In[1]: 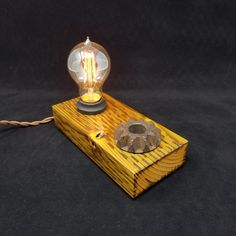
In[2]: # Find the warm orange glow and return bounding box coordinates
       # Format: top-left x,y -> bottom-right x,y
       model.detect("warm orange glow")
81,50 -> 101,103
81,92 -> 101,103
82,51 -> 96,86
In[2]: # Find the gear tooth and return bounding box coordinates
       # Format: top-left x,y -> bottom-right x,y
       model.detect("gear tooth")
157,135 -> 161,146
114,123 -> 126,138
147,121 -> 155,129
114,128 -> 123,141
146,134 -> 157,146
132,137 -> 145,153
127,146 -> 133,153
117,135 -> 129,148
122,145 -> 129,152
144,145 -> 151,152
147,131 -> 155,138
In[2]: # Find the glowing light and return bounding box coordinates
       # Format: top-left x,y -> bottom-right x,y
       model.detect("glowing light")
67,37 -> 110,104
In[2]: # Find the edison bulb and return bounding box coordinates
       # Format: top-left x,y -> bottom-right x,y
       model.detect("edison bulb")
67,37 -> 111,114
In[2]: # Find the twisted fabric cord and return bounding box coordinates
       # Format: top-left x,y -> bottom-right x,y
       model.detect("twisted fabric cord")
0,116 -> 54,127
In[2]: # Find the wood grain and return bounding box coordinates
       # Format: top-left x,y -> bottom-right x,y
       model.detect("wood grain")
52,93 -> 188,198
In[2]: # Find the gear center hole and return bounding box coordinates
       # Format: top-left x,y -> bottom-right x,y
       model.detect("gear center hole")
128,124 -> 146,134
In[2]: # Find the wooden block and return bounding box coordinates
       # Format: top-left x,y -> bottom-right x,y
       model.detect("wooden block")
52,93 -> 188,198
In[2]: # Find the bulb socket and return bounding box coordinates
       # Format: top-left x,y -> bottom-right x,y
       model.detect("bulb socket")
77,98 -> 106,115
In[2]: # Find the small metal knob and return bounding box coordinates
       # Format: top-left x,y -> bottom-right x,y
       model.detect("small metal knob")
114,119 -> 161,154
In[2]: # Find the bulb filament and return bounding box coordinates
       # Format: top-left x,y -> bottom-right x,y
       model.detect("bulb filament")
80,49 -> 101,103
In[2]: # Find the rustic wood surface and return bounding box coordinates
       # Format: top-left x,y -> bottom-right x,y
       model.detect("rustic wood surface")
52,93 -> 188,198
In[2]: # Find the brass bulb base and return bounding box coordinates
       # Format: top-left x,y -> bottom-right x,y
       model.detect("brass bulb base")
77,98 -> 106,115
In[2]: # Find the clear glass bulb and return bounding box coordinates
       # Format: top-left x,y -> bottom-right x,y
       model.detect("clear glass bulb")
67,37 -> 111,104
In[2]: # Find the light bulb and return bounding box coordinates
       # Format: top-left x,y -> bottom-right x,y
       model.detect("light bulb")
67,37 -> 111,114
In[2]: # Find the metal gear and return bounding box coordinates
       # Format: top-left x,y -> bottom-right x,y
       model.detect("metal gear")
114,119 -> 161,154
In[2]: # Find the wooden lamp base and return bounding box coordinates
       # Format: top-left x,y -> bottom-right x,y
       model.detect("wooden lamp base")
52,93 -> 188,198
